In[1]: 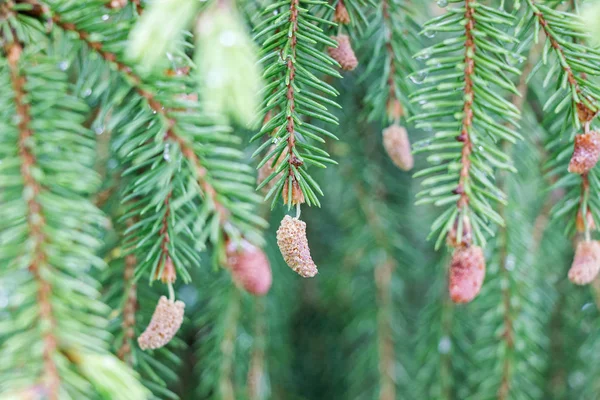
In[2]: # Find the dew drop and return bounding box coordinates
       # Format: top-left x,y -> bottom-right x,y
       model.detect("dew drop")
438,336 -> 452,354
58,61 -> 69,71
415,48 -> 432,61
437,0 -> 448,7
101,14 -> 110,21
409,71 -> 428,85
83,88 -> 92,97
505,254 -> 516,271
163,143 -> 171,162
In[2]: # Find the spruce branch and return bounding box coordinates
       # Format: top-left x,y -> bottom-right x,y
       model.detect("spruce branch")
4,39 -> 60,400
195,281 -> 247,399
361,0 -> 418,124
0,25 -> 146,398
412,1 -> 521,248
253,0 -> 341,209
524,0 -> 600,238
45,0 -> 266,281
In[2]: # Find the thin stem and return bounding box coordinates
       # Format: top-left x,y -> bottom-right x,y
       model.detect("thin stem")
374,261 -> 396,400
455,0 -> 476,214
382,0 -> 400,123
282,0 -> 304,203
219,289 -> 241,400
247,299 -> 266,400
496,45 -> 537,400
117,252 -> 138,363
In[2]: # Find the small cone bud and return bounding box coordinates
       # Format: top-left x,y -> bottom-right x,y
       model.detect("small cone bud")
447,215 -> 472,248
276,215 -> 318,278
568,131 -> 600,174
334,1 -> 351,24
568,240 -> 600,285
226,239 -> 272,296
386,98 -> 403,121
257,145 -> 286,193
107,0 -> 128,9
283,179 -> 305,205
382,124 -> 413,171
576,209 -> 596,233
328,35 -> 358,71
154,256 -> 177,284
138,296 -> 185,350
577,102 -> 597,124
448,246 -> 486,304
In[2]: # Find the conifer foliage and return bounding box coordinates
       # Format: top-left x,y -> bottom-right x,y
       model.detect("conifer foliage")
3,0 -> 600,399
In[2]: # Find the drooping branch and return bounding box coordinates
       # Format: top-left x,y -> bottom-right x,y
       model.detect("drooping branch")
50,12 -> 230,223
5,40 -> 60,399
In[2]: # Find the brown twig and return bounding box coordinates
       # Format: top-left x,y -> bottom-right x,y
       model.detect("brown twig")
455,0 -> 476,212
5,40 -> 60,400
117,253 -> 138,362
247,299 -> 266,400
496,44 -> 538,400
282,0 -> 304,194
382,0 -> 401,122
374,260 -> 396,400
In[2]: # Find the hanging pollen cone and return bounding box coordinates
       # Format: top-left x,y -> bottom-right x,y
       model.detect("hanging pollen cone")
276,215 -> 318,278
138,296 -> 185,350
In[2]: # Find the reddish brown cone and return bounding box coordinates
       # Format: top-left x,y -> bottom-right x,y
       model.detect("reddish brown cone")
328,35 -> 358,71
334,1 -> 351,24
154,256 -> 176,284
568,240 -> 600,285
448,246 -> 486,304
577,103 -> 597,124
383,124 -> 413,171
576,209 -> 596,233
283,178 -> 305,205
568,131 -> 600,174
225,239 -> 272,296
447,215 -> 472,248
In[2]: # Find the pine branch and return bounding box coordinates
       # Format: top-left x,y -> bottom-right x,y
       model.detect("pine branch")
44,0 -> 266,283
360,0 -> 419,124
523,1 -> 600,238
4,39 -> 60,400
253,0 -> 341,209
194,280 -> 248,399
413,278 -> 472,399
0,22 -> 146,398
412,1 -> 521,248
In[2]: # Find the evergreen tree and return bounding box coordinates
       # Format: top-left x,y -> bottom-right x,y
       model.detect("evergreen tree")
3,0 -> 600,399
